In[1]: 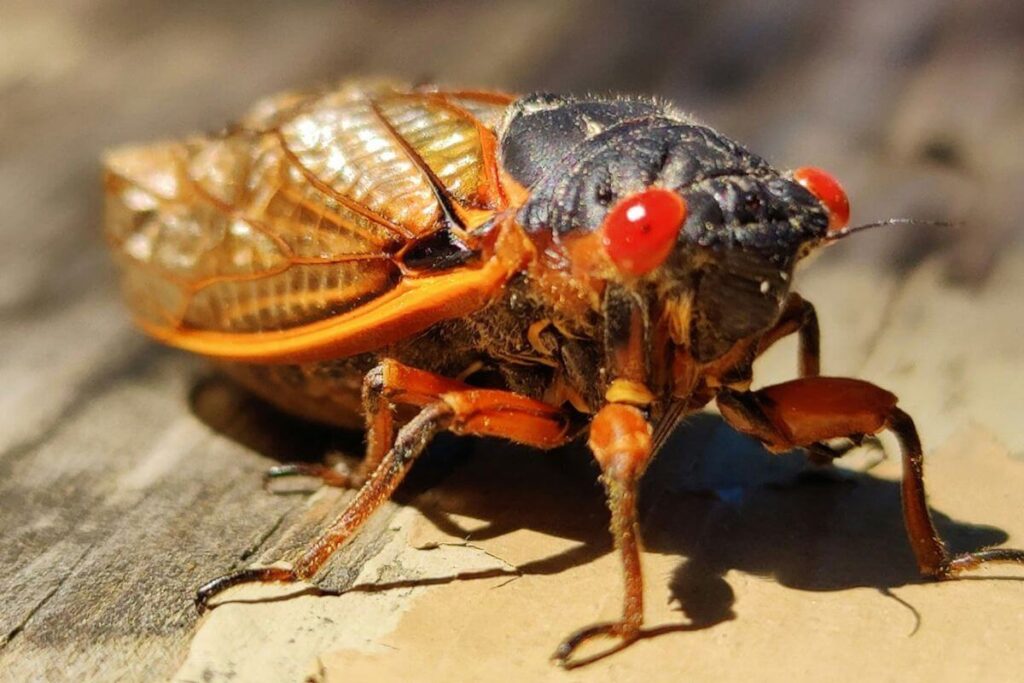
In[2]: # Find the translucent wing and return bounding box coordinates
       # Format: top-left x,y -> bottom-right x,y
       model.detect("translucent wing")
105,81 -> 515,358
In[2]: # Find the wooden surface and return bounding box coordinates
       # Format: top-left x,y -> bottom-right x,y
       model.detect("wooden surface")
1,1 -> 1023,681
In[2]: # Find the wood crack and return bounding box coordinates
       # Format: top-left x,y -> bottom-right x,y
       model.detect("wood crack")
0,544 -> 93,651
238,507 -> 293,564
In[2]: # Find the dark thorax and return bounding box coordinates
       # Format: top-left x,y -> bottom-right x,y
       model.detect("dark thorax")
496,92 -> 830,415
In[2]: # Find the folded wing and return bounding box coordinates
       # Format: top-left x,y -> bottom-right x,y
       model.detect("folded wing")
104,81 -> 514,359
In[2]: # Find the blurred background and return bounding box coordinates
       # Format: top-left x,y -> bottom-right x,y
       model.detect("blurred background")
3,0 -> 1023,315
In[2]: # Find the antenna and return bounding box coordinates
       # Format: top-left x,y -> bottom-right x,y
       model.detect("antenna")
824,218 -> 958,243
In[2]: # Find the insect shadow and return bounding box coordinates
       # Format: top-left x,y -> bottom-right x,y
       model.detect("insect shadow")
190,372 -> 1012,631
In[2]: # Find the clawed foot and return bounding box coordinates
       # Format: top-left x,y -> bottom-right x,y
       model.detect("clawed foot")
263,463 -> 362,491
552,621 -> 641,669
195,566 -> 298,613
935,548 -> 1024,579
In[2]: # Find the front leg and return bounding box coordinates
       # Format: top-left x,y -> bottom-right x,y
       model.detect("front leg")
553,403 -> 655,668
756,292 -> 821,377
717,377 -> 1024,578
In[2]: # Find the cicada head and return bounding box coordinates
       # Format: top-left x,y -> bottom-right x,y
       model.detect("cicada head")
516,116 -> 846,361
656,168 -> 843,361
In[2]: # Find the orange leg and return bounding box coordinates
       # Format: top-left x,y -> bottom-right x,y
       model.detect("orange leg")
262,364 -> 390,486
754,301 -> 885,464
553,404 -> 655,668
756,292 -> 820,377
265,361 -> 457,489
266,358 -> 569,487
717,376 -> 1024,578
197,360 -> 571,610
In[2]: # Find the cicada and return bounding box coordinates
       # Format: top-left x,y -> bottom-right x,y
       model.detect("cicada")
104,80 -> 1024,667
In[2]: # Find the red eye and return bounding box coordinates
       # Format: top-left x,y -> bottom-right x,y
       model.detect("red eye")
600,188 -> 687,276
793,166 -> 850,232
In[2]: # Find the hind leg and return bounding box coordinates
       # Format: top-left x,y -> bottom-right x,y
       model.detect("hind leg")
266,359 -> 517,489
265,362 -> 413,490
198,360 -> 571,609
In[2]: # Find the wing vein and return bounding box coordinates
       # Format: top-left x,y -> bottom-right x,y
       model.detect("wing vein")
273,129 -> 416,240
368,97 -> 466,231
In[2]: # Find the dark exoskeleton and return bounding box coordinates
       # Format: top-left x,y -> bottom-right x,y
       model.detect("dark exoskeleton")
105,85 -> 1024,668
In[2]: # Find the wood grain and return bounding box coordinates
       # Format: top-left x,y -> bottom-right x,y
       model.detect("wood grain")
1,1 -> 1022,680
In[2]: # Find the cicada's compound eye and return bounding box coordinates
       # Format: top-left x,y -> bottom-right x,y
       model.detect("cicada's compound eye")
793,166 -> 850,232
600,188 -> 688,276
